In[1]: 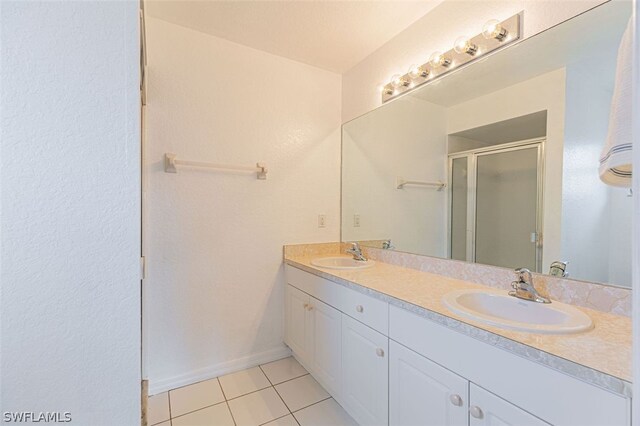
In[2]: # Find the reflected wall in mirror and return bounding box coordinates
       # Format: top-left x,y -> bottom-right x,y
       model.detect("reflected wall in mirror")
342,1 -> 632,288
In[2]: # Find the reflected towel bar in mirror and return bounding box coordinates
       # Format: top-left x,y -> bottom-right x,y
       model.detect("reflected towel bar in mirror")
396,177 -> 446,191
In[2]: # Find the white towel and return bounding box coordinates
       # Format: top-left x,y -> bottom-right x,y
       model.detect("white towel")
599,18 -> 633,187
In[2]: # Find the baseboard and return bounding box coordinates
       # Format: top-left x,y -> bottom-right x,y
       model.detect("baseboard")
148,346 -> 292,395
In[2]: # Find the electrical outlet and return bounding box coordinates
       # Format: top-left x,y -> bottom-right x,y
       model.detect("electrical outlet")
353,214 -> 361,227
318,214 -> 326,228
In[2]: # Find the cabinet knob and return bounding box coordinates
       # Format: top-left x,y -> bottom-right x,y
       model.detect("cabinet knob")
449,394 -> 463,407
356,305 -> 364,313
303,303 -> 309,309
469,405 -> 483,419
307,304 -> 314,311
375,348 -> 385,357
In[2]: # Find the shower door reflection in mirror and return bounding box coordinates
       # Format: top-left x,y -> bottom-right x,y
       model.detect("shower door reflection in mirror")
450,142 -> 542,272
341,0 -> 632,288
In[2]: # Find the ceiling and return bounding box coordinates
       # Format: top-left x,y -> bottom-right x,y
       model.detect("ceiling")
144,0 -> 443,74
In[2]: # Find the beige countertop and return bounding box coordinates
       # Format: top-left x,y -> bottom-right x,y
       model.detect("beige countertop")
284,253 -> 632,397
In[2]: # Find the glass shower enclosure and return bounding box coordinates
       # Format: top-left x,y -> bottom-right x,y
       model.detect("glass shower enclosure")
448,140 -> 543,272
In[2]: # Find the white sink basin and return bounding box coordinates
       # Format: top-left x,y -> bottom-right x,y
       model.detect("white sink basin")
311,256 -> 375,270
442,289 -> 593,334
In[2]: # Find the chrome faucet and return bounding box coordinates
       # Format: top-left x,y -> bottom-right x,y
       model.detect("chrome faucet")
509,268 -> 551,304
346,242 -> 367,261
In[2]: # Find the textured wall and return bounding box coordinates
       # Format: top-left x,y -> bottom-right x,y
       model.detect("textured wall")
342,0 -> 608,122
1,1 -> 141,424
144,18 -> 341,393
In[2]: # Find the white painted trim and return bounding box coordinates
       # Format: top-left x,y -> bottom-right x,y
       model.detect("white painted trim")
632,0 -> 639,420
148,346 -> 291,395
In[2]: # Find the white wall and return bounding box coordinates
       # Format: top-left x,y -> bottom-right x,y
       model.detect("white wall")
144,18 -> 342,393
1,1 -> 141,424
342,0 -> 607,123
342,97 -> 447,256
447,69 -> 566,273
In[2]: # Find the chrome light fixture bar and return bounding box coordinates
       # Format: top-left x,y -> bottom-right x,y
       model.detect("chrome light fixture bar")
381,13 -> 521,102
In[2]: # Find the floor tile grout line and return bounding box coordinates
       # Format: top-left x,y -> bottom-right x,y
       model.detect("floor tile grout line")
218,380 -> 239,426
271,381 -> 294,415
263,363 -> 296,418
291,396 -> 333,414
167,390 -> 173,423
217,377 -> 229,401
169,400 -> 227,420
223,384 -> 273,402
258,364 -> 275,387
270,372 -> 310,387
257,412 -> 294,426
258,361 -> 309,387
225,400 -> 238,426
222,371 -> 310,403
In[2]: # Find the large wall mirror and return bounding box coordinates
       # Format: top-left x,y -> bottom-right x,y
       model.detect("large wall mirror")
342,1 -> 632,288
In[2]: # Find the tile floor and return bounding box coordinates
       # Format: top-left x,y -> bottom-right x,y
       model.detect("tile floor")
147,356 -> 357,426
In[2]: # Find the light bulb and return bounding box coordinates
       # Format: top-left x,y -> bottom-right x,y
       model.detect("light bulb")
408,64 -> 428,79
429,51 -> 451,68
482,19 -> 507,40
390,74 -> 408,88
454,36 -> 477,55
377,83 -> 393,95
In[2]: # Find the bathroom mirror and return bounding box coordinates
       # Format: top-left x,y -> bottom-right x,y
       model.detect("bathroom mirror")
341,1 -> 632,288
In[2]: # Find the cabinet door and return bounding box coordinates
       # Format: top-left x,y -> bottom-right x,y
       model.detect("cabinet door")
341,314 -> 388,426
470,384 -> 550,426
389,341 -> 468,426
285,285 -> 311,363
309,297 -> 342,398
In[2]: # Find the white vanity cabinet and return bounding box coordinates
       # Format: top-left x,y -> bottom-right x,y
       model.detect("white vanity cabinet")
284,284 -> 312,362
341,315 -> 389,426
285,284 -> 342,397
389,340 -> 468,426
308,297 -> 342,397
284,265 -> 631,426
469,384 -> 549,426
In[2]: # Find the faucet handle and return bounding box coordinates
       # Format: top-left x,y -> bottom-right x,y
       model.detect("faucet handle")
350,242 -> 360,251
514,267 -> 532,283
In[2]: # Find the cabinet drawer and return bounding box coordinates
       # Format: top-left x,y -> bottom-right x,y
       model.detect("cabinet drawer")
286,265 -> 389,335
285,265 -> 344,308
339,285 -> 389,335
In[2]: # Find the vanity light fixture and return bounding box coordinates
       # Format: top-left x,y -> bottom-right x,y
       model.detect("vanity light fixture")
391,73 -> 410,88
408,64 -> 429,79
429,51 -> 452,68
482,19 -> 508,41
378,84 -> 393,95
381,13 -> 521,102
453,36 -> 478,55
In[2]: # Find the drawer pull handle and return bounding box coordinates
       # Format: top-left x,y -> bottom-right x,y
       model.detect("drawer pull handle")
469,406 -> 483,419
375,348 -> 385,357
356,305 -> 364,313
449,394 -> 463,407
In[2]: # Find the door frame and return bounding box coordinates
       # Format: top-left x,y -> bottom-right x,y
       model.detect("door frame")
447,137 -> 545,272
